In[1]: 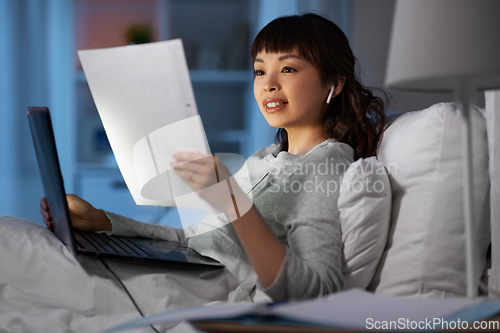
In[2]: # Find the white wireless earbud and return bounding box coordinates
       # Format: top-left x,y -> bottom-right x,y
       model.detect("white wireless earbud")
326,83 -> 335,104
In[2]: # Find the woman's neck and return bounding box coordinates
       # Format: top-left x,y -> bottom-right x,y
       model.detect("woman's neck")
285,126 -> 329,155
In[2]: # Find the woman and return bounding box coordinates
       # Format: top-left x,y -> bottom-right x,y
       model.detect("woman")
41,13 -> 385,302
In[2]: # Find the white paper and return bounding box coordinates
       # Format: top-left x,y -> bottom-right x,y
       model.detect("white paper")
78,40 -> 210,207
78,40 -> 253,236
104,289 -> 490,332
270,289 -> 482,330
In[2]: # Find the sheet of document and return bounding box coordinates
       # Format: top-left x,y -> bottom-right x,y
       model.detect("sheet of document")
270,289 -> 485,330
78,40 -> 210,208
105,289 -> 496,332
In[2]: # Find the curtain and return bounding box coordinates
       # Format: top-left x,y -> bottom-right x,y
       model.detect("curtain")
0,0 -> 74,222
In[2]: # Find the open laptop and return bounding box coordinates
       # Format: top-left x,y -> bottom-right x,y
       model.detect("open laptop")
27,106 -> 224,270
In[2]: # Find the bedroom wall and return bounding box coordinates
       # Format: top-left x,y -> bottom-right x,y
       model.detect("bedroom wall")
1,0 -> 482,224
349,0 -> 484,113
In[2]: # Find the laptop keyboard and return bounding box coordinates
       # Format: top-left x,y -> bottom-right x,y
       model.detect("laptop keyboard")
76,231 -> 152,258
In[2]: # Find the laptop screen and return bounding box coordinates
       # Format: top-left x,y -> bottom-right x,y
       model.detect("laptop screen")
27,106 -> 78,257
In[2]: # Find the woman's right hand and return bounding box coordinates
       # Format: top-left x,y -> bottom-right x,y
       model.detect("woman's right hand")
40,194 -> 112,233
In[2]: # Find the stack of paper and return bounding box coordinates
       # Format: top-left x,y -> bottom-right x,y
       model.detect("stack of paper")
105,289 -> 500,332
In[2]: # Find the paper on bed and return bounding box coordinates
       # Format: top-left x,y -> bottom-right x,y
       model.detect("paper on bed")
104,289 -> 498,332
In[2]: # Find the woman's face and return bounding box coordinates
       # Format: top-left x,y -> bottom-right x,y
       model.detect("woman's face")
253,50 -> 330,130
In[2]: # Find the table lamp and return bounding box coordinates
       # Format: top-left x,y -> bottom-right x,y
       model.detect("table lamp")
385,0 -> 500,297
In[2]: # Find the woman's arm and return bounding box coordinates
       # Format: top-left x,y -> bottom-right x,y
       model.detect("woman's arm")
171,152 -> 286,288
172,144 -> 348,301
228,205 -> 286,288
40,195 -> 186,244
104,210 -> 187,244
40,195 -> 111,232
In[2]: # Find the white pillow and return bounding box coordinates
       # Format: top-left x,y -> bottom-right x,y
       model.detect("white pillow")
369,103 -> 490,296
339,157 -> 392,289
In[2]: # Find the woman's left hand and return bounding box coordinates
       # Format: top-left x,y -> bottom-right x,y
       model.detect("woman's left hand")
170,152 -> 240,216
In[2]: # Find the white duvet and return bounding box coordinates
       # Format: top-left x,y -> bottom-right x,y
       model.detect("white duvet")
0,216 -> 266,333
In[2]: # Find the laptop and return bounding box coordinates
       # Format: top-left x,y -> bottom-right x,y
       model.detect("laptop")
27,106 -> 224,270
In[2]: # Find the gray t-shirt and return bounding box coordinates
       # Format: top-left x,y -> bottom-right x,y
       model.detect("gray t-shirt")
106,138 -> 354,301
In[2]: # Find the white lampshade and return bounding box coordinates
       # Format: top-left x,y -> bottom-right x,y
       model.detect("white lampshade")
385,0 -> 500,92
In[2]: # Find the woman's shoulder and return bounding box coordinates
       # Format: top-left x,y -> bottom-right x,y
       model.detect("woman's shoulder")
251,143 -> 280,159
303,139 -> 354,164
246,139 -> 354,166
293,140 -> 354,179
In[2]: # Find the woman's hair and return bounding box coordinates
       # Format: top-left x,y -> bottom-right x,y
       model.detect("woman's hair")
251,13 -> 386,159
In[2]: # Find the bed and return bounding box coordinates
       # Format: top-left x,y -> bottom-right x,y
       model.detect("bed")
0,91 -> 498,332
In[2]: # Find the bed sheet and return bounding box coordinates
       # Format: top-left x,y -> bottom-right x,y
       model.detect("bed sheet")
0,216 -> 262,333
